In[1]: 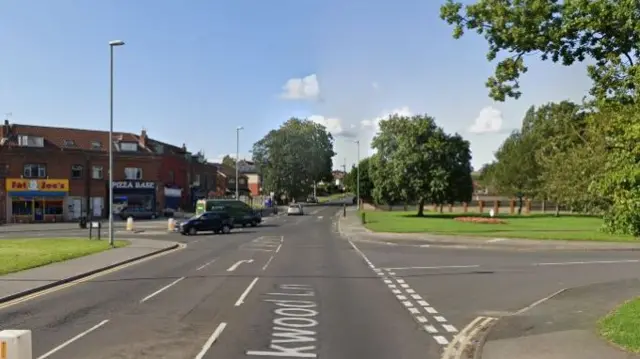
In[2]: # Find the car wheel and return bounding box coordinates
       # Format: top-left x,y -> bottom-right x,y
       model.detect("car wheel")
222,225 -> 231,234
250,220 -> 257,227
189,227 -> 197,236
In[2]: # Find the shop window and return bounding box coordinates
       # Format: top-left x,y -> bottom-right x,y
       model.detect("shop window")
23,164 -> 46,178
12,200 -> 32,216
71,165 -> 84,179
125,167 -> 143,180
92,165 -> 104,179
45,200 -> 63,215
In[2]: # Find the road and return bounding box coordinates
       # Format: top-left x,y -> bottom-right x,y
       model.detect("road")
3,202 -> 640,358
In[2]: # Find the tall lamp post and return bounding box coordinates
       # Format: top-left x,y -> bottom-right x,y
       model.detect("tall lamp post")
108,40 -> 125,247
235,126 -> 244,199
353,140 -> 360,210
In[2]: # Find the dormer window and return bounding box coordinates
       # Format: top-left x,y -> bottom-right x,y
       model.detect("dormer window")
18,135 -> 44,148
91,141 -> 102,149
119,142 -> 138,151
63,139 -> 76,147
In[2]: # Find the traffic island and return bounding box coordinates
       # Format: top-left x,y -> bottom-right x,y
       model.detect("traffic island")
0,238 -> 129,276
599,297 -> 640,354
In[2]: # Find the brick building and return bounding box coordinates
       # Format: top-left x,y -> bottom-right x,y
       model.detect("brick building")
145,134 -> 191,212
189,154 -> 226,208
0,121 -> 161,223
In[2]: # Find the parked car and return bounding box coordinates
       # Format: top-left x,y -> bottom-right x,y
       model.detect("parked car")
118,207 -> 158,220
195,199 -> 262,227
287,204 -> 304,216
178,211 -> 233,235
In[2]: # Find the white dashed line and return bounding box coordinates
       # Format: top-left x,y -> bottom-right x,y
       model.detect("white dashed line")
424,325 -> 438,333
400,283 -> 410,289
424,307 -> 438,314
416,316 -> 428,323
411,294 -> 422,300
433,336 -> 449,345
409,307 -> 420,314
392,289 -> 402,294
434,316 -> 447,322
417,300 -> 430,307
405,288 -> 416,294
396,279 -> 406,284
388,284 -> 397,288
383,279 -> 392,284
403,301 -> 414,307
443,324 -> 458,333
397,295 -> 408,300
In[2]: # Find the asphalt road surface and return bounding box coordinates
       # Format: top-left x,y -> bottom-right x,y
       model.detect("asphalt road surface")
3,203 -> 640,359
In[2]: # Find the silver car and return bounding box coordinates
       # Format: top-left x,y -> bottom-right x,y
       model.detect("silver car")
287,204 -> 304,216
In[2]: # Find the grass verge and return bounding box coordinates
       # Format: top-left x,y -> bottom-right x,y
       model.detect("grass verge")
0,238 -> 129,276
318,193 -> 349,203
361,211 -> 636,241
599,297 -> 640,353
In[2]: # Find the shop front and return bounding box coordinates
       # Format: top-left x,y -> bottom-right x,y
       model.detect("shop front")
109,180 -> 157,215
163,186 -> 183,212
5,178 -> 69,223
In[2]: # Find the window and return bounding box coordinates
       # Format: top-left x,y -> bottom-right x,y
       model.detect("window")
23,164 -> 46,178
71,165 -> 84,179
91,141 -> 102,150
119,142 -> 138,151
124,167 -> 143,180
194,174 -> 201,185
239,177 -> 246,185
92,166 -> 104,179
63,139 -> 76,147
18,135 -> 44,147
154,144 -> 164,154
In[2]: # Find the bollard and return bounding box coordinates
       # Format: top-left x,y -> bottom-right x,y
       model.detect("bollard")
126,217 -> 134,231
343,204 -> 347,217
168,218 -> 175,232
0,329 -> 32,359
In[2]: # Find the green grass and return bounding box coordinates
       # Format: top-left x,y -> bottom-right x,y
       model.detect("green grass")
361,211 -> 637,242
318,193 -> 349,203
0,238 -> 129,276
599,297 -> 640,353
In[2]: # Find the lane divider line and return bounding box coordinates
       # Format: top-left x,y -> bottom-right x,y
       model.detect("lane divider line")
196,258 -> 217,271
140,277 -> 185,303
37,320 -> 109,359
235,277 -> 259,307
194,322 -> 227,359
262,256 -> 274,271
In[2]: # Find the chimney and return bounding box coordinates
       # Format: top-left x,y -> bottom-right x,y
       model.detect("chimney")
182,143 -> 187,152
139,128 -> 147,148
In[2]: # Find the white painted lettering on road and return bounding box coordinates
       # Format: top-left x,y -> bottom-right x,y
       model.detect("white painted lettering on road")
247,284 -> 318,358
227,259 -> 254,272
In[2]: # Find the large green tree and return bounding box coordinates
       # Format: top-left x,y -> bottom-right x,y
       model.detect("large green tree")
252,118 -> 335,201
221,155 -> 236,168
344,157 -> 373,200
440,0 -> 640,103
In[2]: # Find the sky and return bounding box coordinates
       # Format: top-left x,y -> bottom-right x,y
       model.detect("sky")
0,0 -> 594,171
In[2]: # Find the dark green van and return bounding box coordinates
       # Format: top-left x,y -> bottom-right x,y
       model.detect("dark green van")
195,199 -> 262,227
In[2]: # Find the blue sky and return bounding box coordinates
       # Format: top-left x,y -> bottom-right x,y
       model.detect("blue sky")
0,0 -> 593,171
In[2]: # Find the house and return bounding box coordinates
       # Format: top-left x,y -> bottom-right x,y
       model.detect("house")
237,159 -> 261,196
212,163 -> 250,196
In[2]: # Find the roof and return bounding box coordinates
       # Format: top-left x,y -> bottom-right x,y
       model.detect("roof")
332,170 -> 346,179
211,163 -> 247,178
2,122 -> 151,153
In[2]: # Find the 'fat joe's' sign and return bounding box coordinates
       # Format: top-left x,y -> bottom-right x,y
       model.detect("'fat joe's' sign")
112,181 -> 156,190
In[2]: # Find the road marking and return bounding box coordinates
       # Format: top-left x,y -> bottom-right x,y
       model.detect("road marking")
406,288 -> 416,294
409,307 -> 420,314
385,265 -> 480,270
486,238 -> 509,243
263,256 -> 275,271
434,336 -> 449,345
443,324 -> 458,333
396,295 -> 407,300
424,307 -> 438,314
37,320 -> 109,359
194,322 -> 227,359
196,259 -> 217,271
348,240 -> 376,269
402,301 -> 413,307
235,277 -> 260,307
416,316 -> 428,323
417,300 -> 430,306
411,294 -> 422,300
388,284 -> 396,288
383,279 -> 392,284
434,316 -> 447,322
227,259 -> 255,272
513,288 -> 566,315
140,277 -> 185,303
275,244 -> 282,253
317,216 -> 323,220
0,243 -> 186,311
419,244 -> 431,248
424,325 -> 438,333
400,283 -> 410,289
396,279 -> 405,284
392,289 -> 401,294
535,259 -> 640,266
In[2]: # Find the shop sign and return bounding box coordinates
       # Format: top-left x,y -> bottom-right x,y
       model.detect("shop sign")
113,181 -> 156,190
6,178 -> 69,192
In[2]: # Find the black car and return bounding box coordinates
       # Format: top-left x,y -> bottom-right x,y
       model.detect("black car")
179,211 -> 233,236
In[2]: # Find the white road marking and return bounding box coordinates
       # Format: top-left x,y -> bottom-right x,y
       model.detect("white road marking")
417,300 -> 430,307
486,238 -> 509,243
535,259 -> 640,266
377,272 -> 385,276
196,259 -> 217,271
411,294 -> 422,300
275,243 -> 282,253
235,277 -> 260,307
396,295 -> 408,300
392,289 -> 401,294
349,240 -> 376,267
400,283 -> 410,289
317,216 -> 323,219
424,307 -> 438,314
262,256 -> 274,271
419,244 -> 431,248
443,324 -> 458,333
388,271 -> 396,275
388,284 -> 397,289
433,336 -> 449,345
383,279 -> 392,284
140,277 -> 185,303
514,288 -> 566,315
194,322 -> 227,359
37,320 -> 109,359
416,316 -> 428,323
396,279 -> 405,284
424,325 -> 438,333
405,288 -> 416,294
434,316 -> 447,322
402,301 -> 414,307
409,307 -> 420,314
385,265 -> 480,270
227,259 -> 255,272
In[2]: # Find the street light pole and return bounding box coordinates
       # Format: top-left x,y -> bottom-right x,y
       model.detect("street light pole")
355,140 -> 360,210
108,40 -> 125,247
235,126 -> 244,199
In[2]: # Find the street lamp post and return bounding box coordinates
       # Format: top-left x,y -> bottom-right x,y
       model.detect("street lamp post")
108,40 -> 125,247
235,126 -> 244,199
354,140 -> 360,210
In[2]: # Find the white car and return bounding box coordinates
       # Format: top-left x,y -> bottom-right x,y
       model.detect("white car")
287,204 -> 304,216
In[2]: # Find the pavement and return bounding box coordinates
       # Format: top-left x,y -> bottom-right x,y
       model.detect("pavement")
1,203 -> 640,358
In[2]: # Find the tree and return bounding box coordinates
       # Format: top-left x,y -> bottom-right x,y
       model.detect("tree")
252,118 -> 335,202
440,0 -> 640,103
370,114 -> 474,216
344,157 -> 373,200
222,155 -> 236,168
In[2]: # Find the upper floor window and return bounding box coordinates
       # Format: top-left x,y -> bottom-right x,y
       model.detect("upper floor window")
124,167 -> 143,180
194,174 -> 201,185
18,135 -> 44,148
91,141 -> 102,150
23,164 -> 46,178
92,165 -> 104,179
71,165 -> 84,179
119,142 -> 138,151
63,139 -> 76,147
239,177 -> 246,185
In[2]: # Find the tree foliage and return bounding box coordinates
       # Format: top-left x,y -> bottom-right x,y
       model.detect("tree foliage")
369,114 -> 474,216
440,0 -> 640,103
252,118 -> 335,201
344,157 -> 373,200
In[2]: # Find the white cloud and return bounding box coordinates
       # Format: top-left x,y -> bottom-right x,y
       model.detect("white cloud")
468,106 -> 503,134
360,106 -> 413,155
309,114 -> 356,138
280,74 -> 320,100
